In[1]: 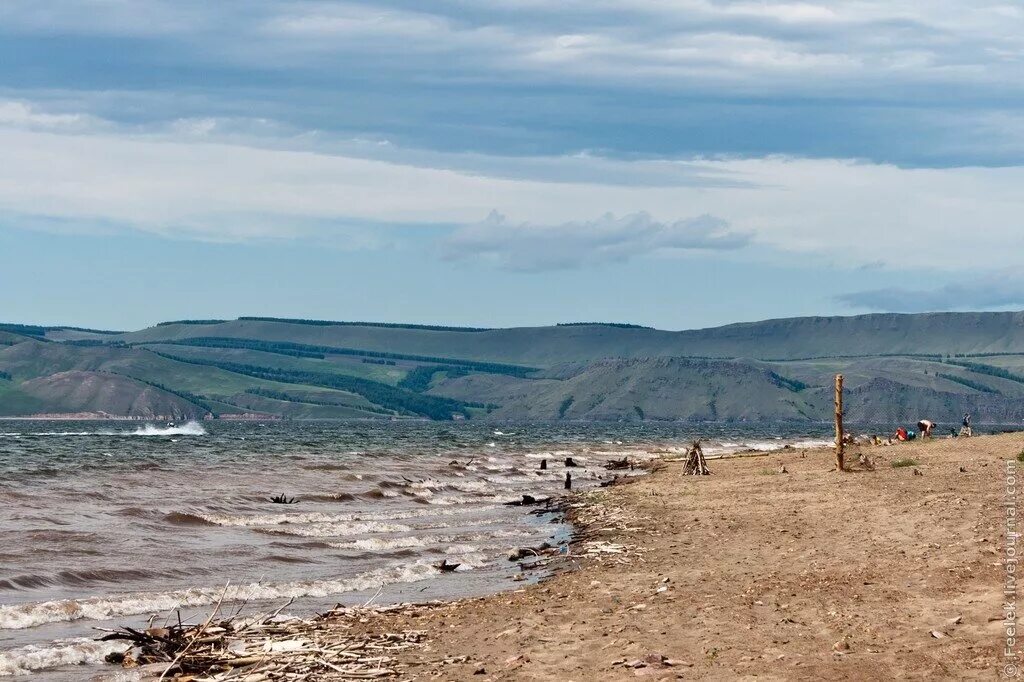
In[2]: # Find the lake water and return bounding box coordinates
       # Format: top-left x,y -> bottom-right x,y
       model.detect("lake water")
0,419 -> 838,678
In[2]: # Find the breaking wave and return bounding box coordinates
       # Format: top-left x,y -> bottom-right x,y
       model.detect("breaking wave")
0,561 -> 448,630
254,521 -> 413,538
191,505 -> 492,528
0,638 -> 125,677
130,422 -> 206,437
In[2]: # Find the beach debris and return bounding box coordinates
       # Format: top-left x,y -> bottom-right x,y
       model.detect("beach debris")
642,653 -> 675,668
565,472 -> 573,490
100,596 -> 428,680
505,494 -> 551,506
269,493 -> 298,504
913,468 -> 923,476
435,559 -> 461,572
778,464 -> 788,474
600,476 -> 620,487
565,457 -> 579,467
540,458 -> 547,470
604,457 -> 633,471
930,629 -> 947,639
508,543 -> 554,561
682,440 -> 711,476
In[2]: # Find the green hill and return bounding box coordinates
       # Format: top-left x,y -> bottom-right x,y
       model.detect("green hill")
108,312 -> 1024,365
1,311 -> 1023,423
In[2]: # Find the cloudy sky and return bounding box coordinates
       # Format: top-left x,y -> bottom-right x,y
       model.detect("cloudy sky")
1,0 -> 1023,330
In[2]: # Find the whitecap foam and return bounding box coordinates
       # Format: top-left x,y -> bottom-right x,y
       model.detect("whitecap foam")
329,535 -> 455,551
194,504 -> 493,528
524,451 -> 574,459
130,422 -> 206,437
0,561 -> 441,630
25,432 -> 95,437
255,521 -> 413,538
0,638 -> 125,676
425,495 -> 477,506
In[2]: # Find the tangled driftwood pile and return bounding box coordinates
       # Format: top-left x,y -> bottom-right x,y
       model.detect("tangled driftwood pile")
99,598 -> 427,681
681,440 -> 711,476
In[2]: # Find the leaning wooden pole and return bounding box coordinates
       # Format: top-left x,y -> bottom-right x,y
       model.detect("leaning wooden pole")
834,373 -> 845,472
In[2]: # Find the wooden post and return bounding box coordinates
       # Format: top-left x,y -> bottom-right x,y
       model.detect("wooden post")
835,374 -> 845,472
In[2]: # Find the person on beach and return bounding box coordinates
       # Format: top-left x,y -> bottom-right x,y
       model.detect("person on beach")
917,419 -> 935,439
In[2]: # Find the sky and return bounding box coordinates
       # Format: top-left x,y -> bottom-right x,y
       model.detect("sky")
1,1 -> 1023,331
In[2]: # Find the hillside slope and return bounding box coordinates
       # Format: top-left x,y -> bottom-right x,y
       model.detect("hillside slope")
107,312 -> 1024,365
2,312 -> 1024,422
17,371 -> 205,419
431,357 -> 823,421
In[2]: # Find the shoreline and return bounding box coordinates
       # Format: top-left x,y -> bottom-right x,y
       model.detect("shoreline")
101,432 -> 1023,680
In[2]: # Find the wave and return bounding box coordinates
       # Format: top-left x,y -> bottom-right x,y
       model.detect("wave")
0,567 -> 191,591
130,422 -> 206,437
8,422 -> 206,438
328,535 -> 457,551
18,432 -> 95,437
253,521 -> 413,538
304,493 -> 357,503
702,438 -> 835,455
0,561 -> 445,630
163,512 -> 218,526
0,638 -> 125,677
191,505 -> 491,528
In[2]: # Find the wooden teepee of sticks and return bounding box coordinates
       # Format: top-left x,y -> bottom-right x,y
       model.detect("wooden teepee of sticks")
682,439 -> 711,475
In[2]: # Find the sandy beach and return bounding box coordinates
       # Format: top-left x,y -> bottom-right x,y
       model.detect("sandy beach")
102,431 -> 1023,681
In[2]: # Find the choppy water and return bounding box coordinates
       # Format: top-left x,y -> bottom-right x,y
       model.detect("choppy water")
0,419 -> 838,678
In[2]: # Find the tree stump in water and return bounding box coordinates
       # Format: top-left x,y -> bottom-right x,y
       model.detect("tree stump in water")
682,440 -> 711,476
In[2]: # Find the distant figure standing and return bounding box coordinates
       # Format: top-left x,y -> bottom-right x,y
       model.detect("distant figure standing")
960,413 -> 973,437
917,419 -> 935,439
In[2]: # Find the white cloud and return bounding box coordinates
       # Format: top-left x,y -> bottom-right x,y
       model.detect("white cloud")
0,101 -> 103,131
443,211 -> 750,271
4,1 -> 1022,95
837,272 -> 1024,312
0,0 -> 213,35
0,102 -> 1022,272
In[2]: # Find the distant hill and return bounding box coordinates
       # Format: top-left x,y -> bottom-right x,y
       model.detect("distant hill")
4,311 -> 1024,424
94,311 -> 1024,364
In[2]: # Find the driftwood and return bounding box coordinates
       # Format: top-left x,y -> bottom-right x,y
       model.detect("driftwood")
269,494 -> 298,504
504,494 -> 551,507
100,597 -> 426,680
435,559 -> 460,572
508,542 -> 557,562
682,440 -> 711,476
604,457 -> 633,471
564,457 -> 579,467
